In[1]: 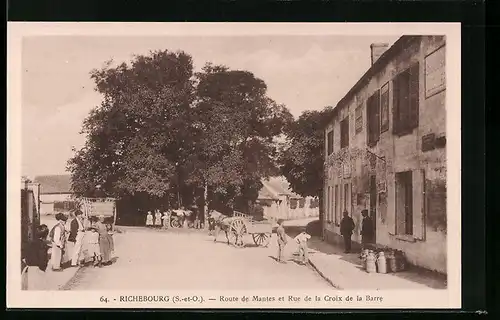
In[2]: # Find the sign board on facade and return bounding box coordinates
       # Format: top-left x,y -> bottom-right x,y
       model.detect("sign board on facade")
425,46 -> 446,98
342,162 -> 351,178
422,133 -> 436,152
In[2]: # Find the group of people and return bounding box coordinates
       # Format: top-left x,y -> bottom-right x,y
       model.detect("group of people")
340,209 -> 375,253
145,207 -> 203,229
273,209 -> 375,266
275,218 -> 311,265
22,210 -> 115,290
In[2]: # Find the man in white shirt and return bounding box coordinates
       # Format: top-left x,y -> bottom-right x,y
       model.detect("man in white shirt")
68,210 -> 86,267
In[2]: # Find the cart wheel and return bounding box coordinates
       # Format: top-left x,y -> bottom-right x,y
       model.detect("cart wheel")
230,218 -> 246,248
252,233 -> 271,247
170,218 -> 180,228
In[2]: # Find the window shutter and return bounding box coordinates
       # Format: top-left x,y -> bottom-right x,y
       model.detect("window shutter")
374,91 -> 381,143
392,77 -> 400,134
409,62 -> 420,129
412,169 -> 426,240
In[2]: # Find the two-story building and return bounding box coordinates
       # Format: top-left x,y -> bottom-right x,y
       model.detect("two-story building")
323,36 -> 447,274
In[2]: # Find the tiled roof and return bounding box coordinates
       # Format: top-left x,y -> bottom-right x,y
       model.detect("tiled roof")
33,174 -> 73,194
259,176 -> 302,200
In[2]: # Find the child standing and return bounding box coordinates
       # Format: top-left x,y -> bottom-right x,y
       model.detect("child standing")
276,219 -> 288,264
86,218 -> 102,267
154,210 -> 162,229
162,211 -> 170,229
294,231 -> 311,265
146,211 -> 153,228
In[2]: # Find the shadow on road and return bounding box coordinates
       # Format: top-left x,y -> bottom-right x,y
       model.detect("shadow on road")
285,220 -> 447,289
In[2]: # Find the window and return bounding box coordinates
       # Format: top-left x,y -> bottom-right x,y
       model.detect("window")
340,117 -> 349,148
334,185 -> 340,225
395,171 -> 413,235
289,199 -> 298,210
380,82 -> 390,132
343,183 -> 349,213
327,186 -> 331,222
367,90 -> 381,146
393,63 -> 420,136
298,198 -> 305,208
327,130 -> 334,155
355,104 -> 363,134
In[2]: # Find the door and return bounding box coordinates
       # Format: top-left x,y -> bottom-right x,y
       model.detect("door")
369,175 -> 377,242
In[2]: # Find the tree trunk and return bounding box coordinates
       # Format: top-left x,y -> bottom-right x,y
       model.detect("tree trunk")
203,181 -> 208,228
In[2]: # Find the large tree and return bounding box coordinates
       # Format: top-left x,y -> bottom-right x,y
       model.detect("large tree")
67,52 -> 292,218
189,63 -> 293,214
67,50 -> 196,203
279,106 -> 335,227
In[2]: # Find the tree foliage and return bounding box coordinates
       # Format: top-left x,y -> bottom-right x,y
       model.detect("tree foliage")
67,52 -> 292,215
279,106 -> 335,199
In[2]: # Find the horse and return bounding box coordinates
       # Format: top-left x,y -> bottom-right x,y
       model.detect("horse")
208,210 -> 244,246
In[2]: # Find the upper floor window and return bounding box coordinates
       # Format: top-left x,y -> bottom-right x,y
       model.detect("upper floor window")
327,130 -> 334,155
340,117 -> 349,149
393,63 -> 420,136
380,82 -> 390,132
355,104 -> 363,134
367,90 -> 381,147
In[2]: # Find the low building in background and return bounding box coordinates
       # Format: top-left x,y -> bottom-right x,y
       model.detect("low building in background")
256,176 -> 320,220
323,36 -> 446,274
33,174 -> 76,215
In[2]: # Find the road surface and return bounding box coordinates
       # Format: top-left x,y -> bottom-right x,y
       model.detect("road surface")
64,227 -> 331,290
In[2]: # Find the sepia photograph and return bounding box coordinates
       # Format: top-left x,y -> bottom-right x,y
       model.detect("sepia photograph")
8,23 -> 461,309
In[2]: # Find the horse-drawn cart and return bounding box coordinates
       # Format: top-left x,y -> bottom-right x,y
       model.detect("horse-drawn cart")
228,211 -> 273,248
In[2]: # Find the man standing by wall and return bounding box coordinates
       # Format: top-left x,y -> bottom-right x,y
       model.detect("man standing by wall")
340,211 -> 355,253
360,209 -> 374,250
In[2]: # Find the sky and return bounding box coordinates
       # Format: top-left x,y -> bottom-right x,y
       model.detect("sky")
21,34 -> 399,177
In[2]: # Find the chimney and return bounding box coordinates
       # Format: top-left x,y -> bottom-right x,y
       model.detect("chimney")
370,43 -> 389,65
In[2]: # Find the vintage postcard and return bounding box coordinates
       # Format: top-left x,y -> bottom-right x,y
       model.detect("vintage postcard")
7,22 -> 461,309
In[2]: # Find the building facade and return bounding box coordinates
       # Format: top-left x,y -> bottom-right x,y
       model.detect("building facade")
323,36 -> 446,274
33,174 -> 75,214
256,176 -> 320,220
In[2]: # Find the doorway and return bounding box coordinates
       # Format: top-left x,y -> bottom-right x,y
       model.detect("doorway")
369,175 -> 377,242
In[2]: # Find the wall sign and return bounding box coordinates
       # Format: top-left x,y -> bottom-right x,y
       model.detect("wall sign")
425,46 -> 446,98
422,133 -> 436,152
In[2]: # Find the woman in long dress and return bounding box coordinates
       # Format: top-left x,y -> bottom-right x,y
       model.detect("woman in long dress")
154,210 -> 162,228
95,215 -> 112,266
146,211 -> 153,228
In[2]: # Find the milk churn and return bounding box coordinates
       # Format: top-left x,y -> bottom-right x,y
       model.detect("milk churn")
376,251 -> 387,274
386,250 -> 397,273
396,250 -> 407,271
365,251 -> 377,273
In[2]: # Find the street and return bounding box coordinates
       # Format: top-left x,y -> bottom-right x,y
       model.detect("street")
63,227 -> 332,290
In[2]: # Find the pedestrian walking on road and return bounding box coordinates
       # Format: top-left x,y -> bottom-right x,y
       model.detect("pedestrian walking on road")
49,212 -> 68,271
294,231 -> 311,265
154,209 -> 162,228
361,209 -> 374,250
276,219 -> 288,264
146,211 -> 153,228
67,209 -> 86,267
340,211 -> 355,253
